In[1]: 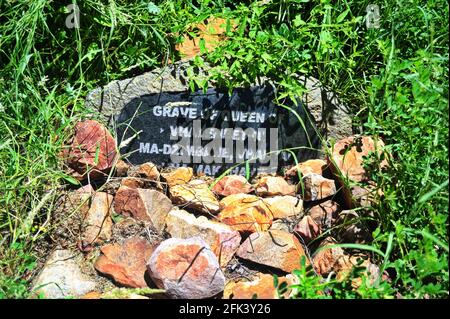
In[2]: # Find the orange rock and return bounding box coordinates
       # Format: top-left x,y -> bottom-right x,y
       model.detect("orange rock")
80,291 -> 102,299
165,209 -> 241,267
328,135 -> 388,183
63,120 -> 118,181
121,177 -> 145,189
224,273 -> 294,299
285,159 -> 327,178
63,186 -> 93,218
169,179 -> 220,214
334,255 -> 384,291
212,175 -> 253,196
147,237 -> 225,299
137,162 -> 160,180
263,196 -> 303,219
255,176 -> 296,197
81,192 -> 113,249
80,289 -> 151,299
302,173 -> 336,201
94,237 -> 156,288
218,195 -> 272,234
294,216 -> 320,242
219,193 -> 256,209
115,160 -> 130,177
236,230 -> 307,273
312,237 -> 347,276
161,167 -> 193,187
308,200 -> 339,229
343,184 -> 383,209
114,186 -> 172,232
336,256 -> 368,280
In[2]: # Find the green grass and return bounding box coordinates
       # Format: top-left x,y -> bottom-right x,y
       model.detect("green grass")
0,0 -> 448,298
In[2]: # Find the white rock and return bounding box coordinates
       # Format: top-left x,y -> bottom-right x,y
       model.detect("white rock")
31,250 -> 96,299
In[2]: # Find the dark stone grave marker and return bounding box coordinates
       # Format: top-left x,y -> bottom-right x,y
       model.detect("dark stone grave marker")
85,62 -> 352,177
116,85 -> 320,176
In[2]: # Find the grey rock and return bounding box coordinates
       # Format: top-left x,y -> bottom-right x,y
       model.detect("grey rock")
31,249 -> 96,299
298,76 -> 354,142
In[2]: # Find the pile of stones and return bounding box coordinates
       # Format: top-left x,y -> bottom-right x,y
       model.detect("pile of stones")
30,119 -> 389,299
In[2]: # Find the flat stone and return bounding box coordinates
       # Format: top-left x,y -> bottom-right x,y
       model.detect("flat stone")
301,173 -> 336,201
165,209 -> 241,267
223,273 -> 295,299
161,167 -> 193,187
236,230 -> 307,273
86,62 -> 351,142
255,176 -> 296,197
285,159 -> 327,178
336,256 -> 381,289
328,135 -> 388,183
85,63 -> 352,174
263,196 -> 303,219
147,237 -> 225,299
219,193 -> 256,209
81,192 -> 113,248
212,175 -> 253,197
63,120 -> 118,181
218,195 -> 273,234
114,186 -> 172,232
94,237 -> 156,288
169,179 -> 219,214
31,249 -> 96,299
